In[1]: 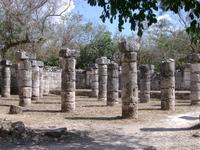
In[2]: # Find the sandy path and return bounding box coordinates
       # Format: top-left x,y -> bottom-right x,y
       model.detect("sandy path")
0,95 -> 200,149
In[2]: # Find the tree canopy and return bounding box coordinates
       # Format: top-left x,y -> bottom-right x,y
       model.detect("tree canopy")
87,0 -> 200,43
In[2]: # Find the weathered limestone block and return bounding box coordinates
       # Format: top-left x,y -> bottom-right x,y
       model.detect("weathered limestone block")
160,59 -> 175,110
59,48 -> 79,112
38,61 -> 44,98
96,57 -> 110,101
85,67 -> 92,88
1,60 -> 12,97
119,40 -> 138,119
43,70 -> 50,96
118,66 -> 122,90
182,63 -> 191,89
16,51 -> 32,107
107,62 -> 119,106
188,53 -> 200,105
139,65 -> 151,103
90,64 -> 99,97
31,60 -> 40,100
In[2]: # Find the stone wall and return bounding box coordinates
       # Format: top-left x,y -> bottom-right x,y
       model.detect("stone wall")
150,64 -> 191,91
8,63 -> 191,95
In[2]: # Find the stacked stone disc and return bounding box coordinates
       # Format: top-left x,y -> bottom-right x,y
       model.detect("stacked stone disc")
1,60 -> 12,97
188,53 -> 200,105
118,66 -> 122,90
107,62 -> 119,106
96,57 -> 110,101
139,65 -> 151,103
43,70 -> 50,96
85,67 -> 92,88
119,41 -> 138,119
16,51 -> 34,107
38,61 -> 44,98
160,58 -> 175,110
90,64 -> 99,97
59,48 -> 79,112
31,60 -> 40,100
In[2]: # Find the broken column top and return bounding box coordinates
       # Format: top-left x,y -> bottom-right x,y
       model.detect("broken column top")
89,63 -> 98,69
37,61 -> 44,67
139,64 -> 150,73
118,40 -> 140,53
59,48 -> 80,58
31,60 -> 44,67
108,61 -> 118,69
1,60 -> 12,66
96,57 -> 110,65
16,51 -> 36,60
161,58 -> 175,77
188,53 -> 200,63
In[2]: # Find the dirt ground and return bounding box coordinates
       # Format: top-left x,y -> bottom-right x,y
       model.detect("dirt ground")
0,93 -> 200,150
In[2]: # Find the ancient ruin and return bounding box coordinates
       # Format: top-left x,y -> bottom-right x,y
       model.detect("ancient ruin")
59,48 -> 79,112
188,53 -> 200,105
1,60 -> 12,97
119,41 -> 138,119
139,64 -> 151,103
90,64 -> 99,97
107,62 -> 119,106
16,51 -> 34,107
160,59 -> 175,111
31,60 -> 40,101
96,57 -> 110,101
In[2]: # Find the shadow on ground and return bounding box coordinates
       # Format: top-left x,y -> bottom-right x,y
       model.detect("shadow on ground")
0,130 -> 156,150
65,116 -> 122,121
179,116 -> 199,121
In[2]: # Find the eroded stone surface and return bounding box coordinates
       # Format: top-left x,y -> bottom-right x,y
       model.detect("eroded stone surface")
60,48 -> 79,112
139,65 -> 151,103
1,60 -> 12,97
107,62 -> 119,106
160,59 -> 175,110
96,57 -> 109,101
90,64 -> 99,98
189,53 -> 200,105
119,41 -> 138,119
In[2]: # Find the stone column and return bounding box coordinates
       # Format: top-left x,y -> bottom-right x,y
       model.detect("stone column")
1,60 -> 12,97
96,57 -> 109,101
139,65 -> 151,103
183,63 -> 191,90
160,59 -> 175,110
107,62 -> 119,106
16,51 -> 33,107
31,60 -> 40,100
188,54 -> 200,105
118,66 -> 122,90
38,61 -> 44,98
90,64 -> 98,97
43,70 -> 50,96
85,67 -> 92,88
59,48 -> 79,112
119,41 -> 138,119
149,65 -> 155,76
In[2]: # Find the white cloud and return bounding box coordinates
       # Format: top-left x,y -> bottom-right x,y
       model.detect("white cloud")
157,14 -> 172,21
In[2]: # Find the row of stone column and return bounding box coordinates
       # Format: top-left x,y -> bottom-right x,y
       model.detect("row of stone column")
90,58 -> 119,106
16,51 -> 46,107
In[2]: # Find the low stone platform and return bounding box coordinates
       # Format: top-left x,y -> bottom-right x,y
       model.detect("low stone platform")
50,89 -> 190,100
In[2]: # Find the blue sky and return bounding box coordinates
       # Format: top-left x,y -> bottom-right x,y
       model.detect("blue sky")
72,0 -> 184,36
72,0 -> 134,36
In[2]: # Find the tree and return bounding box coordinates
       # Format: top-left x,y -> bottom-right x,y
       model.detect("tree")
0,0 -> 73,58
87,0 -> 200,43
138,18 -> 198,69
77,25 -> 117,68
